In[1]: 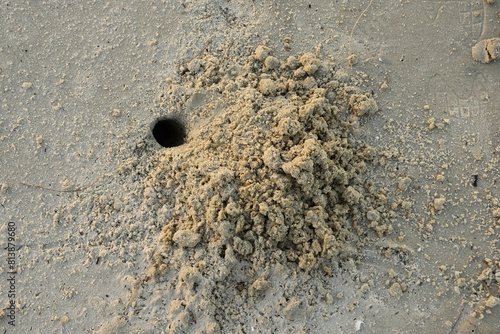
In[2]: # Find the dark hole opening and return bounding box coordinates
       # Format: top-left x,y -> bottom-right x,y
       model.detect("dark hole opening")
152,118 -> 186,148
472,174 -> 478,187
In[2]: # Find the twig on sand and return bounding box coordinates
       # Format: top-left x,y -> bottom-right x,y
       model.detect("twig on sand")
219,39 -> 235,66
447,307 -> 464,334
348,0 -> 374,58
20,178 -> 99,193
482,280 -> 492,296
177,41 -> 212,67
124,276 -> 151,313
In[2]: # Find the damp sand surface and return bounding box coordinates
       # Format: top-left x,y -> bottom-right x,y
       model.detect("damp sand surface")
0,1 -> 499,333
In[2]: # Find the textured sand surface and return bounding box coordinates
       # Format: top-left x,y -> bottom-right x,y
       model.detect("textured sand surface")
1,1 -> 499,333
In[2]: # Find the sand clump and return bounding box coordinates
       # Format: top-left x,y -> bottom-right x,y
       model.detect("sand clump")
65,46 -> 389,333
472,37 -> 500,63
135,47 -> 390,332
150,47 -> 384,278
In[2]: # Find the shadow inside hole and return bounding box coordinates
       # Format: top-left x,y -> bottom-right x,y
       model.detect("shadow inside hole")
152,118 -> 186,148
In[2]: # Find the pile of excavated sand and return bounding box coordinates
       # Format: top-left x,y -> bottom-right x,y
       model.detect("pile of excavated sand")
143,47 -> 388,331
63,46 -> 393,333
150,46 -> 385,274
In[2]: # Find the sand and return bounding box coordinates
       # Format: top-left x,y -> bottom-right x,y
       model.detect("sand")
0,1 -> 499,333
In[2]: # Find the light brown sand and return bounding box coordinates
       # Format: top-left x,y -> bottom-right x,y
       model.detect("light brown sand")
0,1 -> 499,333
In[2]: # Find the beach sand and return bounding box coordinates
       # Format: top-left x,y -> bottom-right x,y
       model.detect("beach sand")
1,1 -> 499,333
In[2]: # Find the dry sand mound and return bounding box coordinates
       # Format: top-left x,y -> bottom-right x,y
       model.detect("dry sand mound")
142,47 -> 389,332
151,46 -> 384,276
63,46 -> 395,333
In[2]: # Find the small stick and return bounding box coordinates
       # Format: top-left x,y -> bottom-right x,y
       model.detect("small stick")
467,320 -> 477,328
177,41 -> 212,67
348,0 -> 374,57
219,39 -> 235,66
482,280 -> 492,296
124,275 -> 150,313
20,178 -> 99,193
448,307 -> 464,334
124,285 -> 140,313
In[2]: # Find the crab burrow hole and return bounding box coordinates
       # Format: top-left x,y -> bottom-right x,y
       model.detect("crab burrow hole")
152,118 -> 186,148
